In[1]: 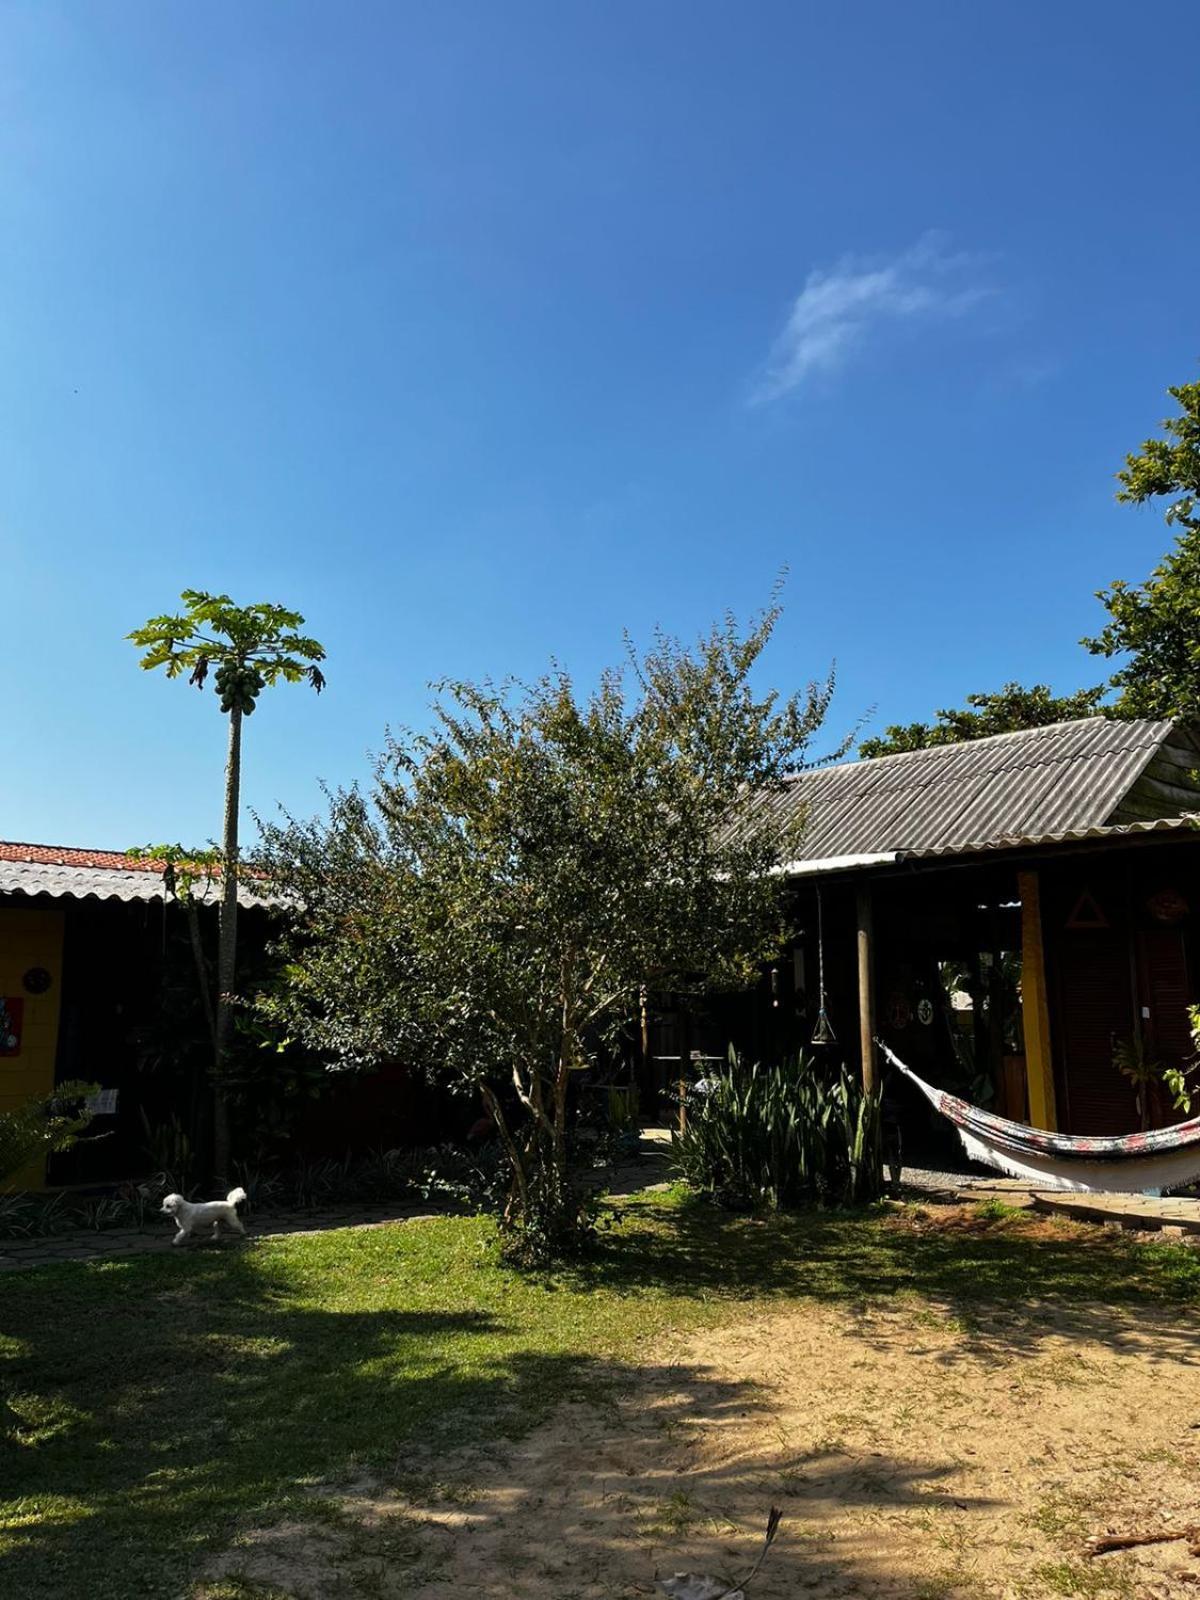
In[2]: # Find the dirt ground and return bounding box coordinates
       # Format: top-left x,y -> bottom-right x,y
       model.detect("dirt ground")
206,1212 -> 1200,1600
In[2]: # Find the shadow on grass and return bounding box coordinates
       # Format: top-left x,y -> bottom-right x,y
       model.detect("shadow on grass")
3,1195 -> 1198,1598
576,1191 -> 1200,1366
0,1237 -> 984,1600
1,1238 -> 621,1599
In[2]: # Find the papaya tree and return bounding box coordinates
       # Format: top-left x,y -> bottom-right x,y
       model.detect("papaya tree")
128,593 -> 325,1180
258,598 -> 838,1262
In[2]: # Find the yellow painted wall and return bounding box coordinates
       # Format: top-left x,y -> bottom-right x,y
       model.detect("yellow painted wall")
0,906 -> 66,1189
1017,869 -> 1058,1132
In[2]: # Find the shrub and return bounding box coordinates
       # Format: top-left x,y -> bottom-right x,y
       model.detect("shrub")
0,1082 -> 99,1187
672,1051 -> 882,1210
233,1142 -> 504,1214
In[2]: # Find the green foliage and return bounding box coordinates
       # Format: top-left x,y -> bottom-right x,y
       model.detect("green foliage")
258,595 -> 838,1261
1178,1003 -> 1200,1116
1113,1035 -> 1162,1132
1114,1031 -> 1198,1126
236,1142 -> 502,1214
1085,380 -> 1200,719
127,590 -> 326,715
1161,1062 -> 1195,1118
138,1107 -> 197,1195
1116,379 -> 1200,534
860,682 -> 1108,759
125,841 -> 221,902
0,1082 -> 100,1186
672,1052 -> 883,1209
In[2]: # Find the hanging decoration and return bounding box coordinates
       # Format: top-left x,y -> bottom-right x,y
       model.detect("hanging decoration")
810,885 -> 836,1046
0,997 -> 24,1056
886,991 -> 912,1030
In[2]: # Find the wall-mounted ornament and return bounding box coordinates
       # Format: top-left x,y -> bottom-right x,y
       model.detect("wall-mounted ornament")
1146,888 -> 1188,925
22,967 -> 52,996
1066,889 -> 1109,930
0,997 -> 24,1055
886,992 -> 912,1030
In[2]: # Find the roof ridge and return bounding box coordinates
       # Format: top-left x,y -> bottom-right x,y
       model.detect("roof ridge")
786,714 -> 1173,782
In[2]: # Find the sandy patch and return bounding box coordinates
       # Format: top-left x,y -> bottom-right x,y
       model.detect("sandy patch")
205,1235 -> 1200,1598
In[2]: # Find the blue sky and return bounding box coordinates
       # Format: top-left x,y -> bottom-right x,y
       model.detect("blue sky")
2,1 -> 1197,848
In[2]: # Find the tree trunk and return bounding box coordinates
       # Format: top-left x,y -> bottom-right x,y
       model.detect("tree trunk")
481,1084 -> 528,1221
185,899 -> 217,1055
213,704 -> 243,1186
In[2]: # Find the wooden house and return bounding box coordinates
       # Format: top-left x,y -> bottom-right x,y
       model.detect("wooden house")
645,718 -> 1200,1162
0,844 -> 438,1189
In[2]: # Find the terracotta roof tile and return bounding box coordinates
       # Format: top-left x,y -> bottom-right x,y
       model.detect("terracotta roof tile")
0,842 -> 168,872
0,842 -> 274,908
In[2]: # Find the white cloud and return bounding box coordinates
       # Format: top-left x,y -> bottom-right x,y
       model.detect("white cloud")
751,233 -> 991,403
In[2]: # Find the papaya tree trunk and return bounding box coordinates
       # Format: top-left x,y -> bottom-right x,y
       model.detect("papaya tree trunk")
213,703 -> 242,1186
184,899 -> 217,1055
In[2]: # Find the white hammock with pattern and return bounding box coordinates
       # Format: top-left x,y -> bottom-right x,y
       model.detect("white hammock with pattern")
879,1040 -> 1200,1194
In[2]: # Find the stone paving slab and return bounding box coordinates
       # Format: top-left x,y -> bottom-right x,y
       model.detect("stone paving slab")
1032,1190 -> 1200,1234
902,1165 -> 1200,1234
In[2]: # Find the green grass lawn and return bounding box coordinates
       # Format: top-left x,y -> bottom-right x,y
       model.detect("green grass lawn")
2,1191 -> 1199,1599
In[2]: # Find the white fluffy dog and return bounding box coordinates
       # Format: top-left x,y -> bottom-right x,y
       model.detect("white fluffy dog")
161,1186 -> 247,1246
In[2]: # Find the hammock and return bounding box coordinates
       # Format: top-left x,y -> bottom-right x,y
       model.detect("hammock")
878,1040 -> 1200,1194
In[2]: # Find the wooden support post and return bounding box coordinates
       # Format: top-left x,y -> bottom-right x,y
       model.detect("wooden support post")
678,1005 -> 689,1134
1017,868 -> 1058,1131
857,884 -> 877,1095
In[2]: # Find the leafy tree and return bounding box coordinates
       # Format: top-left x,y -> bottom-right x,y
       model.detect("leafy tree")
128,593 -> 325,1180
859,681 -> 1107,759
1115,379 -> 1200,532
257,602 -> 837,1261
1085,380 -> 1200,718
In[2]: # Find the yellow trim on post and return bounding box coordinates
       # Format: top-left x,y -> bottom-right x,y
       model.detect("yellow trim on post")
1017,868 -> 1057,1131
856,884 -> 877,1095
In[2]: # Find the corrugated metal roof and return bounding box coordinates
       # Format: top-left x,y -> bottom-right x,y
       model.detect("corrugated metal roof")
761,718 -> 1197,866
0,855 -> 272,908
902,812 -> 1200,861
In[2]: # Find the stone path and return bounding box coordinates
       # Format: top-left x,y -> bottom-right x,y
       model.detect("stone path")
902,1164 -> 1200,1235
0,1201 -> 438,1272
1033,1189 -> 1200,1235
0,1136 -> 677,1273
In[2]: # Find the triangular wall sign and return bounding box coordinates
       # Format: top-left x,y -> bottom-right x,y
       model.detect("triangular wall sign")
1066,888 -> 1109,929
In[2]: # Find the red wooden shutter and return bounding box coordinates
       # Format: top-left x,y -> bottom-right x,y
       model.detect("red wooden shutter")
1054,932 -> 1140,1135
